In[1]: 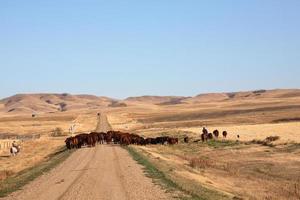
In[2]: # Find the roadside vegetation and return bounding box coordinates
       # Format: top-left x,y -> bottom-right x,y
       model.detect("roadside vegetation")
128,134 -> 300,200
0,147 -> 74,197
50,127 -> 68,137
126,146 -> 230,200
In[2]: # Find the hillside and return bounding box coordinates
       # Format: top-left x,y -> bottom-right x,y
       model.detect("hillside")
1,89 -> 300,115
183,89 -> 300,103
124,96 -> 189,105
0,93 -> 114,115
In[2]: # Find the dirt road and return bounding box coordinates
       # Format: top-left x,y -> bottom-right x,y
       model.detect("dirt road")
4,114 -> 171,200
95,113 -> 112,132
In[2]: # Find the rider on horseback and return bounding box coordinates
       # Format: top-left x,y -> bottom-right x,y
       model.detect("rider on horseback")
12,141 -> 17,148
11,141 -> 20,154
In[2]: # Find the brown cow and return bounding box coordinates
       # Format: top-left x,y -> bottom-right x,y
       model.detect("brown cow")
222,131 -> 228,138
98,132 -> 107,144
87,135 -> 96,147
90,132 -> 99,145
201,133 -> 208,142
120,134 -> 131,146
65,137 -> 73,149
213,130 -> 219,138
168,137 -> 178,145
155,136 -> 169,145
75,133 -> 90,148
70,137 -> 79,148
207,133 -> 213,140
105,132 -> 113,144
184,137 -> 189,143
145,138 -> 156,145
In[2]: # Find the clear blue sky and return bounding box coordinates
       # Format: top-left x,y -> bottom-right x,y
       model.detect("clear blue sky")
1,0 -> 299,99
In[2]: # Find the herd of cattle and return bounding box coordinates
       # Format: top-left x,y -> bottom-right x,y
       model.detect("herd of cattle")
65,127 -> 229,149
200,127 -> 228,142
65,131 -> 179,149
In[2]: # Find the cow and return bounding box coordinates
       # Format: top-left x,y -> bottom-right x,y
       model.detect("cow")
222,131 -> 228,138
137,137 -> 146,145
201,133 -> 208,142
71,137 -> 79,148
155,136 -> 169,145
65,137 -> 73,149
98,132 -> 107,144
184,137 -> 189,143
168,137 -> 178,145
120,134 -> 131,146
145,138 -> 156,145
90,132 -> 99,145
213,130 -> 219,138
75,133 -> 90,148
105,132 -> 113,144
207,133 -> 213,140
108,131 -> 122,144
66,131 -> 179,148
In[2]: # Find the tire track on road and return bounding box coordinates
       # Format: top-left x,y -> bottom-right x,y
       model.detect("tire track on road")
57,147 -> 97,200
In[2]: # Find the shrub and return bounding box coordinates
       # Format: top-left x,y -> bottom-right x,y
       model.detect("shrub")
265,136 -> 280,143
248,136 -> 279,147
50,128 -> 64,137
189,157 -> 213,169
253,89 -> 266,94
45,100 -> 52,104
58,102 -> 67,112
109,101 -> 127,107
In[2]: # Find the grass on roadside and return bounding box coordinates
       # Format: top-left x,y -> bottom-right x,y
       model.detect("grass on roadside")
205,140 -> 240,148
126,146 -> 222,200
0,147 -> 74,197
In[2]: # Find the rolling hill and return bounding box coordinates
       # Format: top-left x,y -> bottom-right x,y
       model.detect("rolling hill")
0,93 -> 114,114
1,89 -> 300,115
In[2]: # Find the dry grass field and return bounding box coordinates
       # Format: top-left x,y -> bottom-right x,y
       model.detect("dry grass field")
181,122 -> 300,143
128,121 -> 300,199
0,137 -> 64,181
105,89 -> 300,200
132,141 -> 300,200
1,89 -> 300,199
0,110 -> 99,182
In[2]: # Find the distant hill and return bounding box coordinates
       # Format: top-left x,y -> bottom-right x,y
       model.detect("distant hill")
125,89 -> 300,105
1,89 -> 300,114
124,96 -> 189,105
0,93 -> 114,114
184,89 -> 300,103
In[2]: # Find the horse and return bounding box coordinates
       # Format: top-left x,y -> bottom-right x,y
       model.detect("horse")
10,146 -> 20,156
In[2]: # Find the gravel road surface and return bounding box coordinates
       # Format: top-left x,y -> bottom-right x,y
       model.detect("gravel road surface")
3,114 -> 171,200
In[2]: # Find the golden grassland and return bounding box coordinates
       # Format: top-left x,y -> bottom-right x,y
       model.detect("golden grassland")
0,111 -> 99,181
106,95 -> 300,200
1,89 -> 300,199
181,122 -> 300,143
132,141 -> 300,200
0,137 -> 64,180
0,111 -> 99,135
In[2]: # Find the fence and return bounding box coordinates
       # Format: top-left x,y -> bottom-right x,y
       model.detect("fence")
0,134 -> 40,140
0,140 -> 14,152
0,134 -> 41,152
